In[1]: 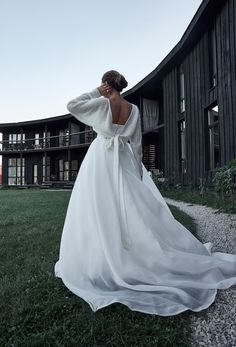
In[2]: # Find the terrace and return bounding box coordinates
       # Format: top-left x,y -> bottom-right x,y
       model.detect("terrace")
0,128 -> 96,153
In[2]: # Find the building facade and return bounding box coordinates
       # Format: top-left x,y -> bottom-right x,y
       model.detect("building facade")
123,0 -> 236,186
0,0 -> 236,187
0,115 -> 95,187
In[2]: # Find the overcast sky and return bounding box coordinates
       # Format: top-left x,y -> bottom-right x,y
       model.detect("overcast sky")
0,0 -> 202,125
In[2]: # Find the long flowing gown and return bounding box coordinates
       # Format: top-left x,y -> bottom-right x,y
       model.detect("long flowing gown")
54,88 -> 236,316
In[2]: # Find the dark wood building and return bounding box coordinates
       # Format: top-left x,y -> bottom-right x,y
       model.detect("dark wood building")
0,0 -> 236,187
0,115 -> 95,187
123,0 -> 236,186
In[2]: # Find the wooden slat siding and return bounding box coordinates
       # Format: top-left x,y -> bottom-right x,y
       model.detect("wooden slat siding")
232,0 -> 236,159
216,12 -> 226,166
164,75 -> 170,182
169,71 -> 174,184
167,72 -> 172,183
222,2 -> 231,164
163,75 -> 171,182
188,50 -> 194,186
198,36 -> 205,182
234,0 -> 236,159
217,1 -> 233,165
162,78 -> 168,180
198,38 -> 205,184
189,49 -> 195,186
227,0 -> 234,161
202,31 -> 209,109
166,74 -> 171,182
224,1 -> 234,162
171,69 -> 178,185
204,31 -> 211,173
195,43 -> 200,185
191,48 -> 196,186
184,56 -> 191,186
173,68 -> 179,184
193,46 -> 198,186
229,0 -> 236,159
188,50 -> 193,186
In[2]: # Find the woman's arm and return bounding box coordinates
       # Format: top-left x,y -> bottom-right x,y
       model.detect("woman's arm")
67,83 -> 112,126
67,88 -> 102,126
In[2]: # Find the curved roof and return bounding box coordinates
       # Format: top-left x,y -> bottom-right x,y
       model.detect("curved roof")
122,0 -> 225,99
0,113 -> 72,131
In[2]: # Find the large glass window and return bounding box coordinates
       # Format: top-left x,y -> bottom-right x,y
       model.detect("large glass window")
208,28 -> 217,88
59,159 -> 69,181
179,65 -> 185,113
33,164 -> 38,184
8,157 -> 25,185
43,156 -> 50,182
206,104 -> 220,170
59,159 -> 78,181
178,120 -> 187,174
71,160 -> 78,180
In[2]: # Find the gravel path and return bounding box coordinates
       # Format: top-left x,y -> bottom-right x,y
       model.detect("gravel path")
164,198 -> 236,347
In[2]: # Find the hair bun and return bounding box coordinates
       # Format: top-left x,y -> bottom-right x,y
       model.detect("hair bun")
102,70 -> 128,92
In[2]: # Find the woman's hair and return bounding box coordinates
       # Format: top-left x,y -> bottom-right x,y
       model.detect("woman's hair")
101,70 -> 128,92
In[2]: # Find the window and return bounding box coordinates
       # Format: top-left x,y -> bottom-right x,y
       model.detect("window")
85,125 -> 94,143
143,144 -> 156,171
34,133 -> 41,148
43,131 -> 50,148
43,156 -> 50,182
59,129 -> 69,147
33,164 -> 38,184
8,133 -> 25,149
8,157 -> 25,185
59,160 -> 69,181
9,134 -> 17,144
179,65 -> 185,113
208,28 -> 217,88
142,98 -> 159,132
71,160 -> 78,180
206,104 -> 220,170
178,120 -> 187,174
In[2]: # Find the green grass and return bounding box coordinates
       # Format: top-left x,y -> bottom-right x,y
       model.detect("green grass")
157,185 -> 236,214
0,189 -> 197,347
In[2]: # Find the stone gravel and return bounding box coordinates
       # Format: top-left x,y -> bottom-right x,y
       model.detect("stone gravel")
164,197 -> 236,347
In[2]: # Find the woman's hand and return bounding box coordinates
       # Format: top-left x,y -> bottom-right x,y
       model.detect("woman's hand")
97,82 -> 113,97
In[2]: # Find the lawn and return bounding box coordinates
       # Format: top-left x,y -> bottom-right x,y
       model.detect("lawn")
158,185 -> 236,214
0,189 -> 196,347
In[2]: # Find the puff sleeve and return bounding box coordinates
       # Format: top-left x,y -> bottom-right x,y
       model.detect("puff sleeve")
130,111 -> 143,180
67,88 -> 106,127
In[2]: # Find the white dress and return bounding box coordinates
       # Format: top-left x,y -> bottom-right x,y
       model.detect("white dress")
54,88 -> 236,316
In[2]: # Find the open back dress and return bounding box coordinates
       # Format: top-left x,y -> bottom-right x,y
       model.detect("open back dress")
54,88 -> 236,316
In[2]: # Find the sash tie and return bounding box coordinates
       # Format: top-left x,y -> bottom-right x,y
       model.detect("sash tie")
97,134 -> 131,250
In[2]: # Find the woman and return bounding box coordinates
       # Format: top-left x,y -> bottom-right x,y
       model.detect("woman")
54,70 -> 236,316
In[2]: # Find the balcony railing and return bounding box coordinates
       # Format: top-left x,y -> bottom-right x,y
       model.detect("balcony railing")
0,130 -> 96,152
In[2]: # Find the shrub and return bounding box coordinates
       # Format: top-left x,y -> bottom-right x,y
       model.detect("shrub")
212,158 -> 236,196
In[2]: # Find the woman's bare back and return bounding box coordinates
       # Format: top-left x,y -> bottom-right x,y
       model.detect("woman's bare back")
109,98 -> 133,125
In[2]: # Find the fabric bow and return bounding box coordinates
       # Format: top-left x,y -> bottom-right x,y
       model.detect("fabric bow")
99,134 -> 131,250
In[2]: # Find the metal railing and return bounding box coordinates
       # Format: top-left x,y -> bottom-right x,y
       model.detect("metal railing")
0,130 -> 96,152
